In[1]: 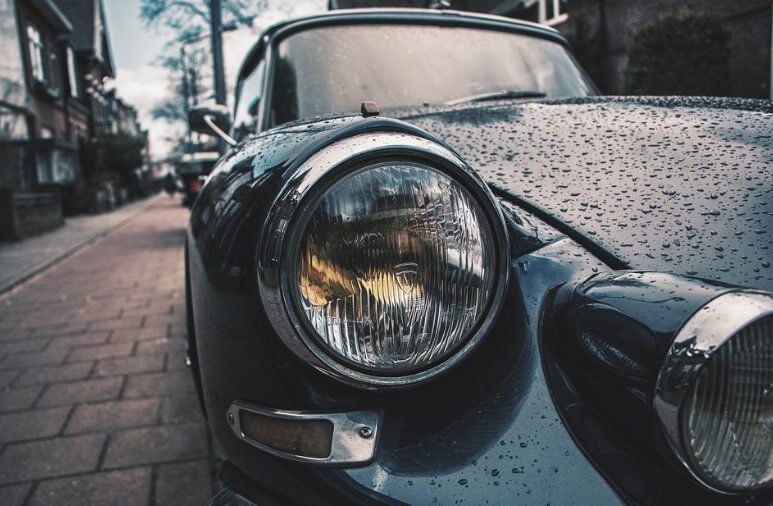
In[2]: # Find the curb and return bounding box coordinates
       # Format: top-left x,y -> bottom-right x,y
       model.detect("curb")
0,195 -> 163,297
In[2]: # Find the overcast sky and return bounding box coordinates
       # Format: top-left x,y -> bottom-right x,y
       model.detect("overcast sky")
103,0 -> 326,159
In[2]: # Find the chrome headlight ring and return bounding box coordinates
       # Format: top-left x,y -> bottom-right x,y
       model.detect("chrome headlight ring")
257,131 -> 509,389
655,290 -> 773,493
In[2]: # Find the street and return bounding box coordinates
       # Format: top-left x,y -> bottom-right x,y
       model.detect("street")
0,197 -> 216,505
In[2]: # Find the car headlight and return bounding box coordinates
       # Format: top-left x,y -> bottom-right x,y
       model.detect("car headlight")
259,131 -> 508,387
655,291 -> 773,493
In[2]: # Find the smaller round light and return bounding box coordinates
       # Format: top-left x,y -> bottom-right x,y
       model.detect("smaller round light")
655,292 -> 773,493
684,314 -> 773,490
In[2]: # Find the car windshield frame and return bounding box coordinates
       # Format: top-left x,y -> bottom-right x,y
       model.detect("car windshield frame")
234,12 -> 597,134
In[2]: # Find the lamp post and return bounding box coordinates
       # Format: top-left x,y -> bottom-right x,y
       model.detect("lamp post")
210,0 -> 227,107
180,45 -> 192,151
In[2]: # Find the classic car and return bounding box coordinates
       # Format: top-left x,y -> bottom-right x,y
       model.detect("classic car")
184,8 -> 773,506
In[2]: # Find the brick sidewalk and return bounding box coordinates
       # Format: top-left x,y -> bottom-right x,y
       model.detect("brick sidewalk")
0,195 -> 163,294
0,198 -> 217,505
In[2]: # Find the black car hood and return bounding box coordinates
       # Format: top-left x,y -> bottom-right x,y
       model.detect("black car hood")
400,97 -> 773,291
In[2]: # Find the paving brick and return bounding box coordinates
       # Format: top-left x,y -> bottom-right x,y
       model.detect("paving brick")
28,324 -> 90,339
165,349 -> 189,371
145,295 -> 183,308
0,328 -> 32,343
66,342 -> 134,362
28,468 -> 151,506
93,354 -> 164,377
0,370 -> 19,389
82,293 -> 127,303
37,377 -> 123,407
167,324 -> 186,339
18,315 -> 73,330
110,326 -> 169,343
0,346 -> 69,370
103,424 -> 208,468
142,314 -> 182,328
154,459 -> 212,505
71,307 -> 123,322
0,434 -> 105,484
124,371 -> 195,398
160,395 -> 204,424
122,306 -> 172,319
0,406 -> 70,444
14,362 -> 93,386
0,385 -> 43,412
48,332 -> 109,350
65,398 -> 159,434
114,301 -> 151,313
0,338 -> 49,356
136,337 -> 184,355
88,317 -> 143,332
0,483 -> 32,506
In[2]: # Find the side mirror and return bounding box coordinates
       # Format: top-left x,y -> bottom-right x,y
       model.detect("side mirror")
189,104 -> 234,144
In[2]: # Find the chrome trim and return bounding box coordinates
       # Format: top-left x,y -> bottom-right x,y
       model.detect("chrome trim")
654,290 -> 773,493
227,401 -> 380,466
257,131 -> 510,389
203,115 -> 237,146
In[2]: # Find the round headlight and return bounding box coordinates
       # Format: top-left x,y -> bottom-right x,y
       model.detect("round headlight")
258,132 -> 508,387
655,291 -> 773,493
292,161 -> 496,373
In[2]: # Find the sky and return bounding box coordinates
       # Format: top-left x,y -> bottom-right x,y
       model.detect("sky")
103,0 -> 326,159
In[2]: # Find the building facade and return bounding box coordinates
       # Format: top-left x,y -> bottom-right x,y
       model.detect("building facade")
0,0 -> 78,194
0,0 -> 145,218
517,0 -> 772,99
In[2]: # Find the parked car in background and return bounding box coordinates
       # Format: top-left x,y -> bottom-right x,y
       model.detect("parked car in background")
175,151 -> 220,207
185,9 -> 773,506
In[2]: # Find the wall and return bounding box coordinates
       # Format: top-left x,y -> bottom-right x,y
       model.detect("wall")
0,187 -> 64,240
561,0 -> 772,97
0,143 -> 32,191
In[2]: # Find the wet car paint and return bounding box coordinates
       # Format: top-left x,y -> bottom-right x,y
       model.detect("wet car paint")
403,96 -> 773,291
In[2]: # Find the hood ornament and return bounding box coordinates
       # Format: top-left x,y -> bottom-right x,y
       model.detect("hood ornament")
360,101 -> 380,117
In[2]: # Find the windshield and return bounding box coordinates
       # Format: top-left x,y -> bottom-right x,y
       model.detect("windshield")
267,23 -> 594,126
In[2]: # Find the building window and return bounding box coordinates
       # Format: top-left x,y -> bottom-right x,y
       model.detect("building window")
66,46 -> 79,98
27,24 -> 47,83
539,0 -> 568,26
0,106 -> 29,140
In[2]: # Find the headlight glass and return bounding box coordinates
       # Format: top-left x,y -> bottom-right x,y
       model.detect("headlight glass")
683,314 -> 773,491
292,161 -> 496,373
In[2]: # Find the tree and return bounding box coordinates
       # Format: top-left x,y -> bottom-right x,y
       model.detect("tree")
623,12 -> 731,96
140,0 -> 265,41
152,45 -> 210,125
96,133 -> 146,195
